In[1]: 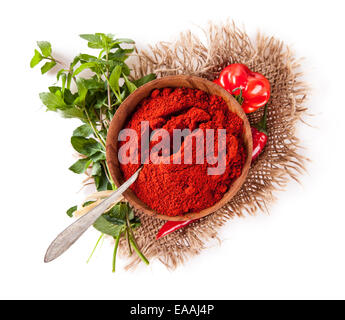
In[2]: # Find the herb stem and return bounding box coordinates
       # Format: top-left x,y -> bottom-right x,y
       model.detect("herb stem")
84,108 -> 117,190
105,51 -> 112,111
112,232 -> 122,273
124,210 -> 133,255
126,228 -> 132,255
84,109 -> 106,149
99,110 -> 104,130
126,212 -> 139,248
129,238 -> 149,265
87,233 -> 104,263
102,161 -> 116,190
124,208 -> 148,265
45,56 -> 63,65
101,70 -> 122,103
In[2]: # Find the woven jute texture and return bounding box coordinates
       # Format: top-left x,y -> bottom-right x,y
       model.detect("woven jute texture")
120,21 -> 308,269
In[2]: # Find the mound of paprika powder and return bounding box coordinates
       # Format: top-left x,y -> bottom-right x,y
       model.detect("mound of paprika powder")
119,87 -> 246,216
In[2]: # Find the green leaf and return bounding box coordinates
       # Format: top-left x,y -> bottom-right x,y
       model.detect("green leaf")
100,33 -> 112,44
104,203 -> 128,223
93,216 -> 124,237
69,158 -> 92,174
48,86 -> 61,94
37,41 -> 52,56
74,78 -> 88,105
123,73 -> 137,93
121,63 -> 131,76
66,205 -> 77,218
91,161 -> 102,176
107,48 -> 134,62
109,65 -> 122,93
82,78 -> 104,90
128,207 -> 135,220
63,89 -> 77,105
79,54 -> 97,62
73,124 -> 93,137
70,56 -> 80,69
56,69 -> 67,81
94,171 -> 111,191
30,49 -> 43,68
89,151 -> 106,162
70,136 -> 103,156
39,92 -> 67,111
113,38 -> 135,44
41,61 -> 56,74
88,42 -> 104,49
58,108 -> 86,120
93,203 -> 133,236
79,34 -> 101,43
94,96 -> 107,109
72,62 -> 97,77
133,73 -> 156,87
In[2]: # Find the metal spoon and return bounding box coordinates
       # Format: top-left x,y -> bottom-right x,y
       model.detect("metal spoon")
44,167 -> 142,263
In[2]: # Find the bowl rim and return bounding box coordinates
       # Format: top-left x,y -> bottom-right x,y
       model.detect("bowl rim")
106,75 -> 253,221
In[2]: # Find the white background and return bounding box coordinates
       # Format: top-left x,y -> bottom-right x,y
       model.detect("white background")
0,0 -> 344,300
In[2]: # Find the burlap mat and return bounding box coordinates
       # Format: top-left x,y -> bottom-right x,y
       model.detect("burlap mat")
119,21 -> 308,269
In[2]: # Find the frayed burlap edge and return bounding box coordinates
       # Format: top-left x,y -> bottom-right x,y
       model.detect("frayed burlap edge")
118,21 -> 309,270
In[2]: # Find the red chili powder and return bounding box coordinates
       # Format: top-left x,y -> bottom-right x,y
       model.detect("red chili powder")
119,87 -> 246,216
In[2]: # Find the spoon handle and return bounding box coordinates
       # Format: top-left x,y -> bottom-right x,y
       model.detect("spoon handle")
44,167 -> 142,263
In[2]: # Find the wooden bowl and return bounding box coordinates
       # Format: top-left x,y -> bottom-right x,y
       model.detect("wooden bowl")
106,75 -> 252,221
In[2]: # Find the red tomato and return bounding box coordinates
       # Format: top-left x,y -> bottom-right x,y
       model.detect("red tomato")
214,63 -> 270,113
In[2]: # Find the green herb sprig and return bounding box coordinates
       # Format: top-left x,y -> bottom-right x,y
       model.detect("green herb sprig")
31,33 -> 155,271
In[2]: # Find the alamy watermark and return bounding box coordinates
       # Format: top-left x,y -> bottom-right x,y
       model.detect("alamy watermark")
118,121 -> 227,175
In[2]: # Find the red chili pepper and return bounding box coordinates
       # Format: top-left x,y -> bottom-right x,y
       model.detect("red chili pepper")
214,63 -> 270,114
251,104 -> 268,161
156,220 -> 196,240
